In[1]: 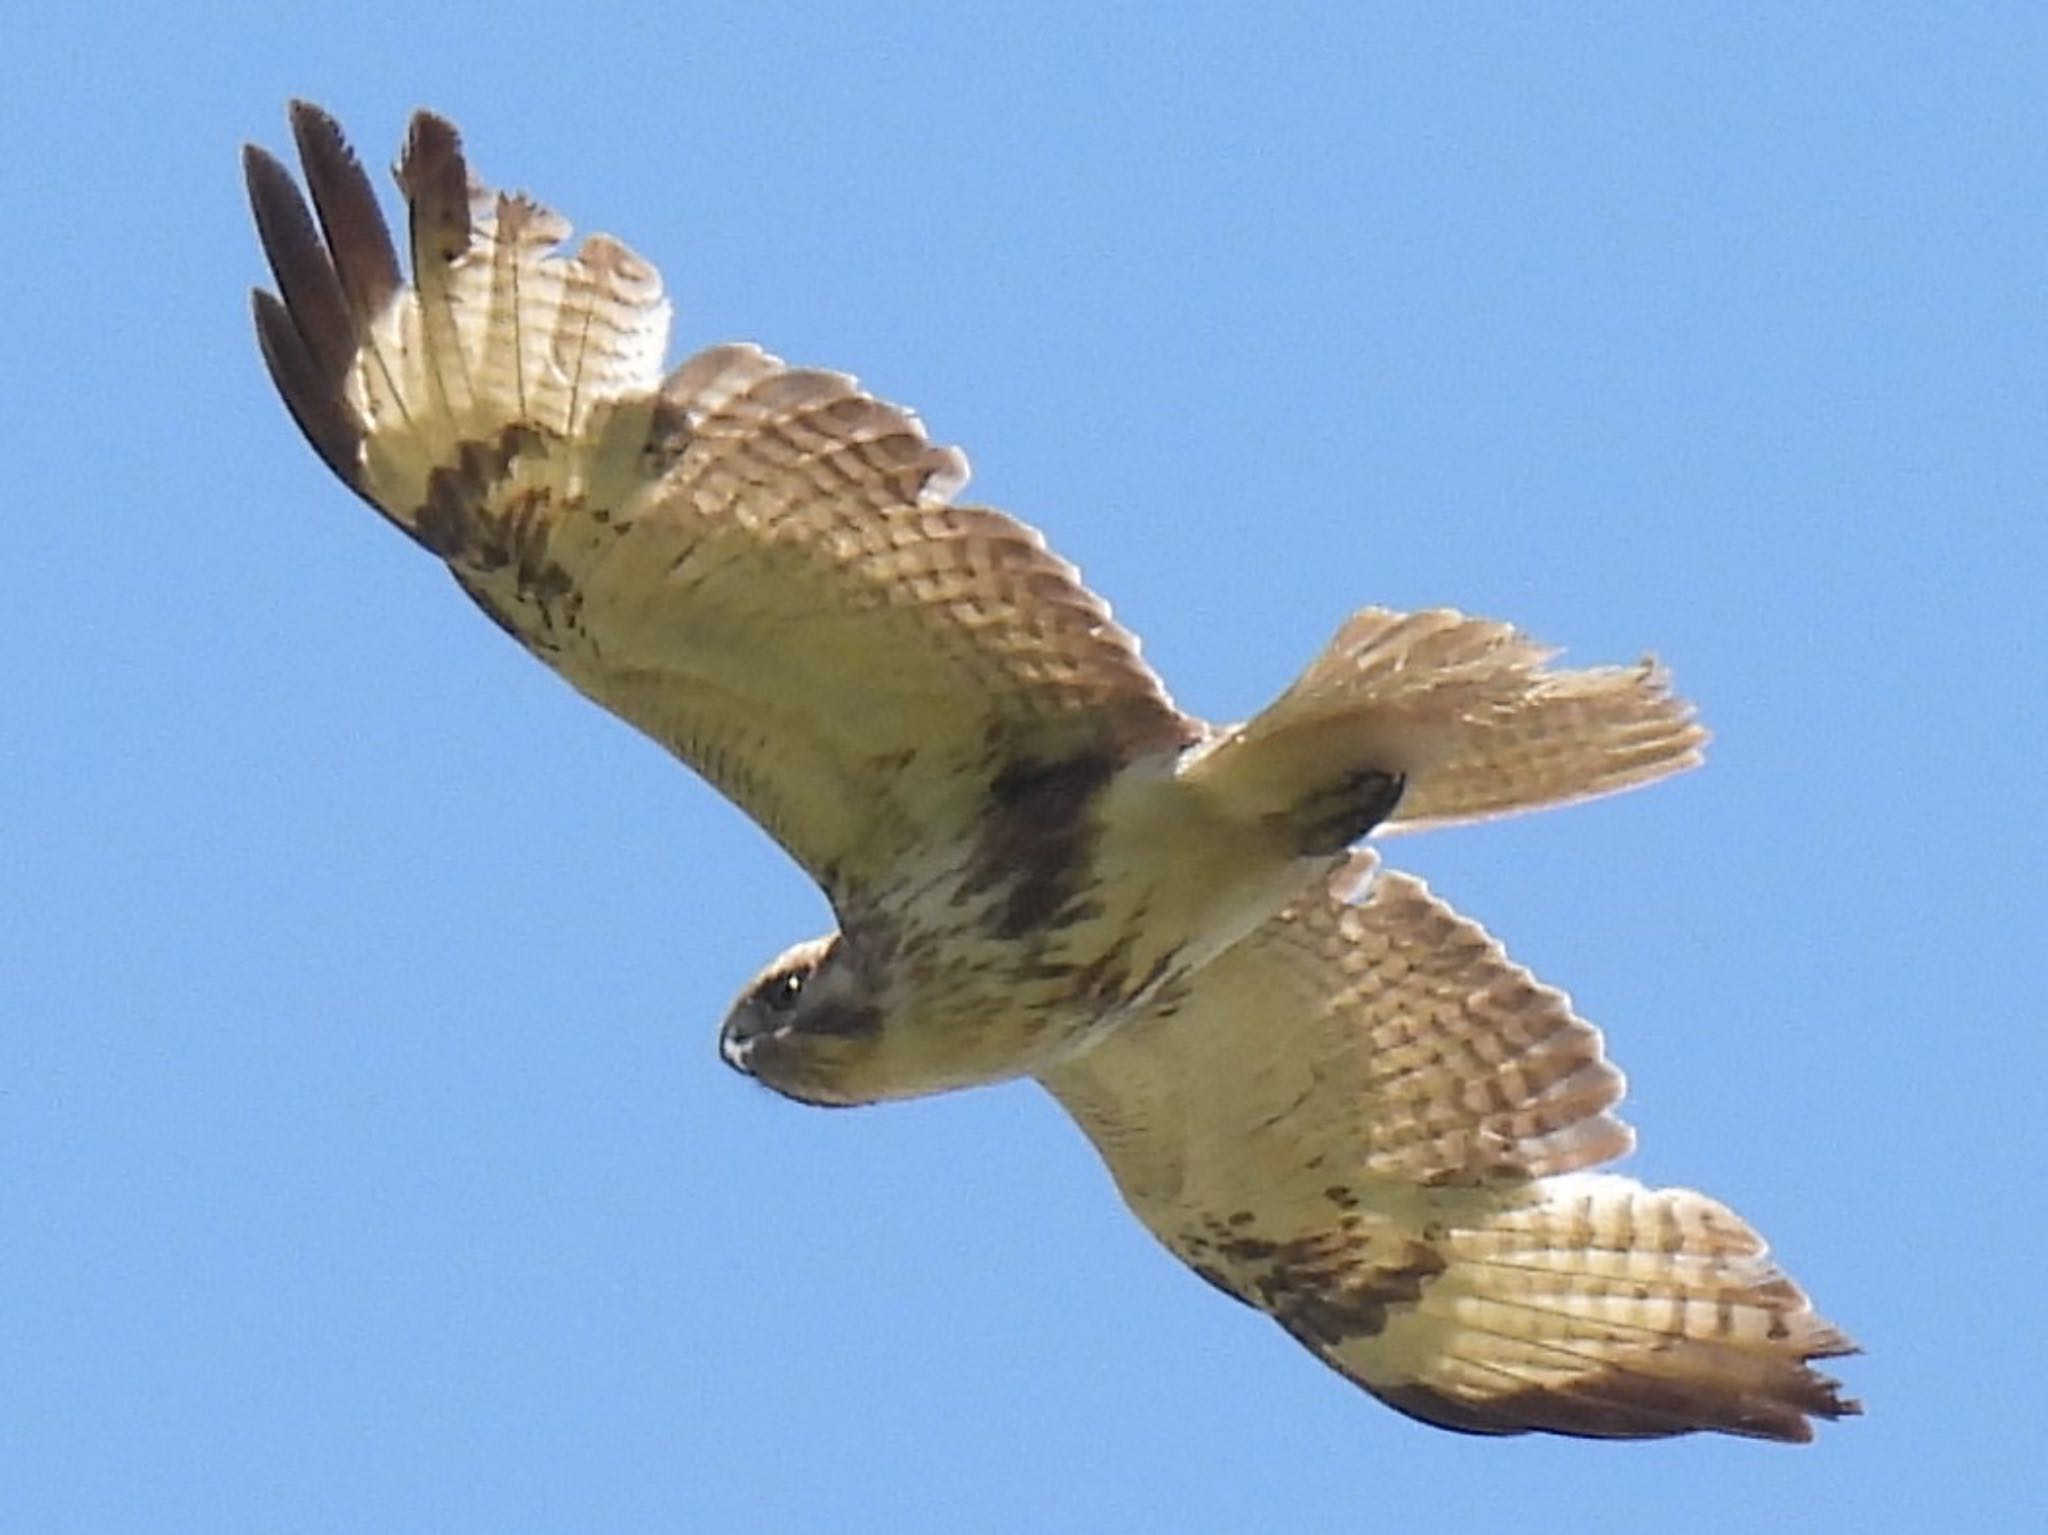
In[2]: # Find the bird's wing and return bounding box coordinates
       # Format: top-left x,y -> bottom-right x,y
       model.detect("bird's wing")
247,103 -> 1192,915
1040,852 -> 1857,1442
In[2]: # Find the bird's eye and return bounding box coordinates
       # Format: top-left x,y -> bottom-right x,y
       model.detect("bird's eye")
762,969 -> 806,1013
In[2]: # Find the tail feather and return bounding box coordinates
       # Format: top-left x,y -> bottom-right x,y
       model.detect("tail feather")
1180,607 -> 1704,848
1383,654 -> 1707,834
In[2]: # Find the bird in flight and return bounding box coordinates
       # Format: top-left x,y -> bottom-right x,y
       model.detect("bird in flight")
245,102 -> 1857,1442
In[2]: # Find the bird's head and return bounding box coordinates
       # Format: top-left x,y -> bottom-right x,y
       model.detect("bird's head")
718,935 -> 886,1107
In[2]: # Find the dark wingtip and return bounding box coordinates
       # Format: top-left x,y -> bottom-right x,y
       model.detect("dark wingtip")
252,287 -> 364,496
287,99 -> 401,320
285,97 -> 341,143
253,287 -> 427,539
245,135 -> 355,385
240,140 -> 278,186
405,107 -> 465,152
246,102 -> 401,517
396,108 -> 474,267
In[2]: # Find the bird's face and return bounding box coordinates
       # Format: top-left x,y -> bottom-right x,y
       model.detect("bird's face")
718,935 -> 888,1107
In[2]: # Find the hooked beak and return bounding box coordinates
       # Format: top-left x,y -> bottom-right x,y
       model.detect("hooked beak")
719,1018 -> 764,1075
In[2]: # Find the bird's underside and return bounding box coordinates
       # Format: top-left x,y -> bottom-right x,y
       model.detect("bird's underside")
246,101 -> 1856,1442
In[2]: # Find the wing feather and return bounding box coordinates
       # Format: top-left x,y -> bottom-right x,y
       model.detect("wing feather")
288,101 -> 402,326
245,145 -> 369,500
1381,654 -> 1706,832
247,105 -> 1192,912
1041,853 -> 1856,1441
522,353 -> 1188,888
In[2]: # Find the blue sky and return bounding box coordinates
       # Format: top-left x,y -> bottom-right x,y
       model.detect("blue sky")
6,4 -> 2041,1530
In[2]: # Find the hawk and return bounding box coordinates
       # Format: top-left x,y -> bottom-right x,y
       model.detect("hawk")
245,102 -> 1857,1441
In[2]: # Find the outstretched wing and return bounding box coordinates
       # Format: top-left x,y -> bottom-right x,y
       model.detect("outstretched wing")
247,103 -> 1193,915
1040,853 -> 1857,1442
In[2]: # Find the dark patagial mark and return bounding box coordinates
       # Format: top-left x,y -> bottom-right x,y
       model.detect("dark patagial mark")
417,427 -> 548,561
962,747 -> 1118,939
1192,1207 -> 1447,1346
1257,1235 -> 1449,1348
414,426 -> 578,625
416,439 -> 497,559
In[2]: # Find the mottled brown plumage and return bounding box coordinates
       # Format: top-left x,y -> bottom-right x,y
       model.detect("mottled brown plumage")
247,103 -> 1851,1440
1043,853 -> 1857,1440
